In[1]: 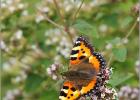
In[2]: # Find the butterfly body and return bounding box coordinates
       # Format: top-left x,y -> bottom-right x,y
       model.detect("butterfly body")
63,60 -> 97,89
59,36 -> 106,100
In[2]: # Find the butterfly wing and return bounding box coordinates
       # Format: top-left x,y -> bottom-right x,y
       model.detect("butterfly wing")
70,36 -> 94,65
59,81 -> 80,100
70,36 -> 103,72
80,52 -> 106,95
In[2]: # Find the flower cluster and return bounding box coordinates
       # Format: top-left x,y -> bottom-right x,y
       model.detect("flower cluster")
132,3 -> 140,14
135,60 -> 140,76
3,89 -> 22,100
46,64 -> 60,80
1,0 -> 139,99
118,86 -> 139,100
78,66 -> 117,100
90,67 -> 117,100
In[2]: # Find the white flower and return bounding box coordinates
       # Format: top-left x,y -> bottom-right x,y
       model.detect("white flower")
60,49 -> 69,58
133,88 -> 139,94
131,93 -> 137,99
122,38 -> 129,44
22,10 -> 28,16
52,37 -> 59,43
13,89 -> 21,95
105,43 -> 112,50
6,0 -> 13,5
65,5 -> 72,12
118,91 -> 123,97
1,3 -> 7,8
137,17 -> 139,22
52,74 -> 57,80
4,90 -> 15,100
31,44 -> 37,50
15,30 -> 23,40
0,40 -> 6,50
51,64 -> 56,71
8,6 -> 16,13
54,55 -> 61,63
46,68 -> 52,75
35,15 -> 44,23
99,24 -> 108,32
42,7 -> 49,13
18,3 -> 25,9
13,76 -> 21,83
91,0 -> 99,6
2,62 -> 11,71
45,39 -> 52,45
54,29 -> 61,35
20,71 -> 27,79
9,58 -> 16,65
135,60 -> 140,66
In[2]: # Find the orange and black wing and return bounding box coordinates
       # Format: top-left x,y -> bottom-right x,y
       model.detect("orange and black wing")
80,52 -> 106,96
59,81 -> 80,100
70,36 -> 94,65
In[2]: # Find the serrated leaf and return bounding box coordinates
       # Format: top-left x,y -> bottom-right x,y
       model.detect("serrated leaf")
112,47 -> 127,62
24,73 -> 44,92
108,72 -> 133,87
73,19 -> 99,38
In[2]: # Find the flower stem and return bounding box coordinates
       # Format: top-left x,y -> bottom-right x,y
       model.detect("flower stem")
125,18 -> 138,39
71,0 -> 84,25
53,0 -> 65,24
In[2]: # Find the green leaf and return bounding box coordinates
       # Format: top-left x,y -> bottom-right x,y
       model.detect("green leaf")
120,16 -> 133,29
112,47 -> 127,62
101,13 -> 118,28
73,19 -> 99,38
39,89 -> 58,100
92,26 -> 98,38
108,72 -> 133,87
35,22 -> 48,42
118,1 -> 134,12
24,73 -> 44,92
107,37 -> 121,45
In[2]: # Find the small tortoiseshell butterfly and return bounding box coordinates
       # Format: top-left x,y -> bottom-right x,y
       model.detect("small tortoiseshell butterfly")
59,36 -> 106,100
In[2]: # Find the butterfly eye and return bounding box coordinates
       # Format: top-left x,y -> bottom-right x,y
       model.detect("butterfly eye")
81,49 -> 83,51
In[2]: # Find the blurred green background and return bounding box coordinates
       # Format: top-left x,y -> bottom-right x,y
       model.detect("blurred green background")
1,0 -> 139,100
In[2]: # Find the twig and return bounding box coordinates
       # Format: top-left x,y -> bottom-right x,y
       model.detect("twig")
107,53 -> 113,67
43,14 -> 64,30
137,8 -> 140,100
107,18 -> 138,67
71,0 -> 84,25
53,0 -> 65,24
53,0 -> 74,43
0,38 -> 2,100
43,14 -> 74,43
64,26 -> 74,43
124,18 -> 138,39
